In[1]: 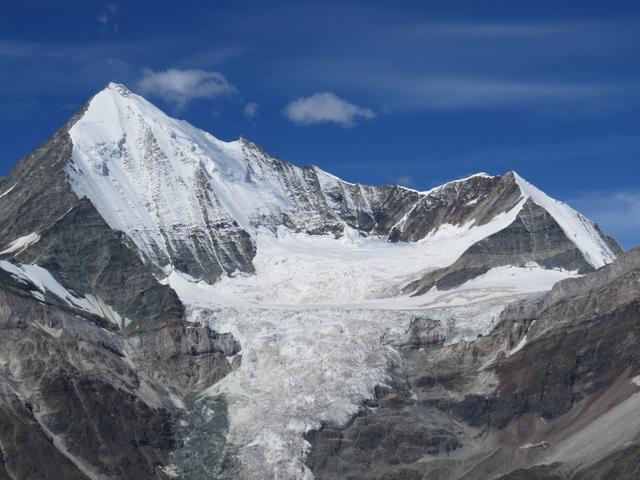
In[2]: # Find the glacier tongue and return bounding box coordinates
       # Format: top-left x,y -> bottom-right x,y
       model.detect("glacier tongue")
175,263 -> 581,480
166,217 -> 583,480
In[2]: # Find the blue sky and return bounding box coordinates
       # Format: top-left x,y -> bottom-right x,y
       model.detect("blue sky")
1,0 -> 639,248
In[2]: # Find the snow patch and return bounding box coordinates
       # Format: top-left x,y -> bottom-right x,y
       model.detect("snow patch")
520,441 -> 548,449
0,261 -> 124,326
0,260 -> 96,312
159,465 -> 180,478
0,184 -> 16,198
85,294 -> 131,328
0,232 -> 41,255
510,335 -> 528,355
419,172 -> 492,195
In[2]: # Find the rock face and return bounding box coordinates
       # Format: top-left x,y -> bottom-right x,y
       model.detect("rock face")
307,248 -> 640,480
406,199 -> 594,294
0,82 -> 631,479
0,274 -> 237,479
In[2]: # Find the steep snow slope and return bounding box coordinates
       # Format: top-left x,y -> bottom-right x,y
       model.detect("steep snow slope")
0,259 -> 98,314
513,172 -> 616,268
67,83 -> 255,282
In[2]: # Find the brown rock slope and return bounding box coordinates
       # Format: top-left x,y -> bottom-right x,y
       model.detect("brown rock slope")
307,248 -> 640,480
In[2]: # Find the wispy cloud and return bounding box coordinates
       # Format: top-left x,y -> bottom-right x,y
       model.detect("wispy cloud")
137,68 -> 237,108
569,190 -> 640,250
367,77 -> 614,110
96,3 -> 119,32
252,5 -> 640,114
458,135 -> 640,167
284,92 -> 374,126
0,36 -> 246,100
243,102 -> 259,118
391,174 -> 415,187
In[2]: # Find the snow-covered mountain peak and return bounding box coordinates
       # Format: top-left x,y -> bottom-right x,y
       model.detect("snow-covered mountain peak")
105,81 -> 133,96
66,82 -> 257,281
61,84 -> 619,288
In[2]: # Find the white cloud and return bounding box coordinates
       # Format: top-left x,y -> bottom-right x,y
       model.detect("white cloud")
96,13 -> 110,25
243,102 -> 259,118
284,92 -> 374,126
138,68 -> 237,108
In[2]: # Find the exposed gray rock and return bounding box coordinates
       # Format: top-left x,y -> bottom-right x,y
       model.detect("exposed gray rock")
126,319 -> 239,392
0,279 -> 237,479
170,394 -> 238,480
496,442 -> 640,480
406,198 -> 595,295
0,383 -> 90,480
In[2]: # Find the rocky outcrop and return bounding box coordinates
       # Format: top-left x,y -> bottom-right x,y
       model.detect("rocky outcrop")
0,277 -> 237,479
406,198 -> 595,294
0,383 -> 90,480
497,443 -> 640,480
126,319 -> 239,392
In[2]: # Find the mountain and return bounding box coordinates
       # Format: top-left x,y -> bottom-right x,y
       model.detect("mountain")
0,83 -> 633,480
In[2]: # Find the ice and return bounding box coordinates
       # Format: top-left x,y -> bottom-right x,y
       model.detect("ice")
194,306 -> 411,480
166,199 -> 526,308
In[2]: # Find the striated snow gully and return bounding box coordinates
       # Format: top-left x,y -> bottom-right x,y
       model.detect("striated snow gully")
38,83 -> 618,479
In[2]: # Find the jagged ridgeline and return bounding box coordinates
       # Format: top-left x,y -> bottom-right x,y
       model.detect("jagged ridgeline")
0,83 -> 634,480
